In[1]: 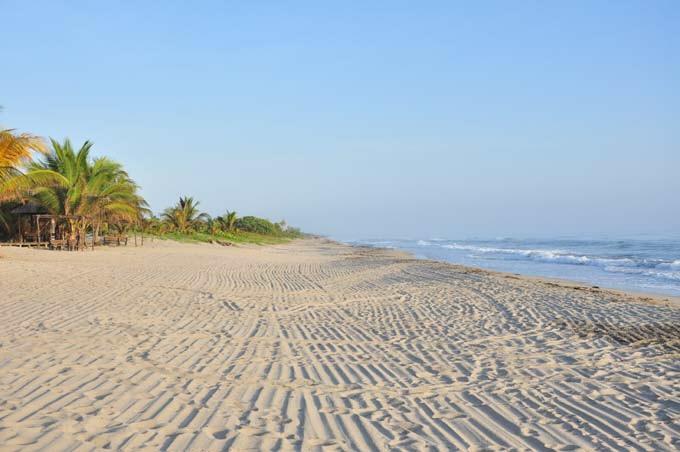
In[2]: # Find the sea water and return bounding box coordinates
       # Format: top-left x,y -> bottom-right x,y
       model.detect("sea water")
344,236 -> 680,297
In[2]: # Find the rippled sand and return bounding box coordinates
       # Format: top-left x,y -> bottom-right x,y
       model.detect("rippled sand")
0,239 -> 678,450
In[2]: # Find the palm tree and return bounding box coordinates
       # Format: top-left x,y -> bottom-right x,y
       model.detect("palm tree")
224,211 -> 238,232
1,129 -> 51,235
208,211 -> 237,234
79,157 -> 149,243
0,128 -> 46,179
206,216 -> 222,236
161,196 -> 209,233
6,138 -> 147,246
0,129 -> 51,201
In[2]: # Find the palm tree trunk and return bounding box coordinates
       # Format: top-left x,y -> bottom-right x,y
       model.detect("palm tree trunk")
93,222 -> 100,249
68,219 -> 76,250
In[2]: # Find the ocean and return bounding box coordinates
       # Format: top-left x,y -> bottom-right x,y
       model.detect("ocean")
344,236 -> 680,297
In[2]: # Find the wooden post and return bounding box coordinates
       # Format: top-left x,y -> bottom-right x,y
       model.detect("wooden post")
36,216 -> 40,244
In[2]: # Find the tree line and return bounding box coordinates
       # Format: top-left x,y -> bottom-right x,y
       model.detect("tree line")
1,127 -> 301,245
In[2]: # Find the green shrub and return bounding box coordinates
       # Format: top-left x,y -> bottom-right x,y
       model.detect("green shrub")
234,216 -> 279,235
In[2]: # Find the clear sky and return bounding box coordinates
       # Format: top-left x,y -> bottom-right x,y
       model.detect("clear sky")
2,1 -> 678,239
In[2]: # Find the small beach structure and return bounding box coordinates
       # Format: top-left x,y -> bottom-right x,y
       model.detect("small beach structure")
9,203 -> 50,246
3,203 -> 86,250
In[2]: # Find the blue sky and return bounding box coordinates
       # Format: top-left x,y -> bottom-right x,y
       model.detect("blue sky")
2,1 -> 678,238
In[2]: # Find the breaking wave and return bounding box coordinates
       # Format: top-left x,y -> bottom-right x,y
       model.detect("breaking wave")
438,243 -> 680,282
344,236 -> 680,295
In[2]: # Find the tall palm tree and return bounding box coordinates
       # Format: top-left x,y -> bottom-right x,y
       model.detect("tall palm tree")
28,139 -> 93,216
78,156 -> 149,242
161,196 -> 209,233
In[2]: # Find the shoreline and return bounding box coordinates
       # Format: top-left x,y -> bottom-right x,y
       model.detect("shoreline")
335,238 -> 680,308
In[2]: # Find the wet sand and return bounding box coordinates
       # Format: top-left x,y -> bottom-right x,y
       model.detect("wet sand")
0,238 -> 678,450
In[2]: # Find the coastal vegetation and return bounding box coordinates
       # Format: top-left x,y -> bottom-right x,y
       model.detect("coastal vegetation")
160,196 -> 209,234
148,197 -> 302,245
0,124 -> 302,247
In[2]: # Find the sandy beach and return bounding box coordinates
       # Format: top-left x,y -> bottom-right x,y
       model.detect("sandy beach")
0,238 -> 678,450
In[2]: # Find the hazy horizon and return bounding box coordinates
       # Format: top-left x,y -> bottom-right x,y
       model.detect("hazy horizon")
2,1 -> 678,238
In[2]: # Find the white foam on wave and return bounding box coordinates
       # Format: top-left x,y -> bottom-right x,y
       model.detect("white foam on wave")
417,240 -> 432,246
604,266 -> 680,281
442,243 -> 591,264
355,240 -> 394,246
441,243 -> 680,281
656,259 -> 680,270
